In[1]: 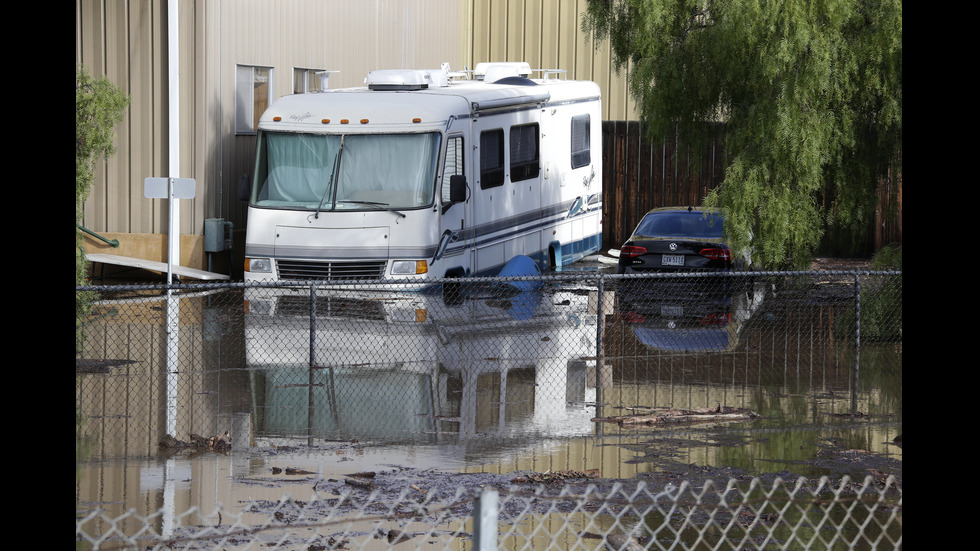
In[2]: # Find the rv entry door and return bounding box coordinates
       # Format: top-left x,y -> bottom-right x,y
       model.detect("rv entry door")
437,132 -> 471,276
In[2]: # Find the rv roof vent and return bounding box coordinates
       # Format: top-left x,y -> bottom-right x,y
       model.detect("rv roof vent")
474,62 -> 532,83
315,70 -> 339,91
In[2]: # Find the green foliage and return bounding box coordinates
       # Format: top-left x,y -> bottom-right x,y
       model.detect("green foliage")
76,65 -> 128,280
584,0 -> 902,268
76,66 -> 128,353
872,243 -> 902,269
76,65 -> 129,226
836,273 -> 902,342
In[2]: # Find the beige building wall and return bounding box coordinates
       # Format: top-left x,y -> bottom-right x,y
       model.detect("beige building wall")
465,0 -> 635,121
75,0 -> 632,276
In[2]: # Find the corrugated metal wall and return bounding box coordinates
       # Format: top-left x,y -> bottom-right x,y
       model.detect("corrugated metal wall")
465,0 -> 635,121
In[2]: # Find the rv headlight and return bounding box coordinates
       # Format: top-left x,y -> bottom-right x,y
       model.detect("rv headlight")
246,257 -> 273,273
391,260 -> 428,275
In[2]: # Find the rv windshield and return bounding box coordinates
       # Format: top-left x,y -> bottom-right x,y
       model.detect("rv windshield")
251,131 -> 441,211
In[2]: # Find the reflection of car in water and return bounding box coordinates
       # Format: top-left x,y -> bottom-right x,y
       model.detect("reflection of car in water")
617,279 -> 766,353
617,207 -> 750,274
614,206 -> 760,352
244,282 -> 599,443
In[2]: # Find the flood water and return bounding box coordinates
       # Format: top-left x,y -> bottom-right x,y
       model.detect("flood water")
76,266 -> 902,544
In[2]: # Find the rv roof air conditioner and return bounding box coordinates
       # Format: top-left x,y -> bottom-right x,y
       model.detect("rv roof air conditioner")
366,63 -> 453,91
474,62 -> 532,83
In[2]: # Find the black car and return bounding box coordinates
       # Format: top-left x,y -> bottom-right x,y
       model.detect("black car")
616,207 -> 745,274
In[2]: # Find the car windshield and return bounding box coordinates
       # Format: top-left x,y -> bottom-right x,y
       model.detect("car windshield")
250,131 -> 441,211
634,211 -> 725,238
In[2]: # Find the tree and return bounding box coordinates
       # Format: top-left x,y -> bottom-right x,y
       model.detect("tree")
76,65 -> 129,284
76,66 -> 129,351
584,0 -> 902,268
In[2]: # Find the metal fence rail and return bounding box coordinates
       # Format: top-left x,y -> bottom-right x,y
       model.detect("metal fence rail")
76,270 -> 902,550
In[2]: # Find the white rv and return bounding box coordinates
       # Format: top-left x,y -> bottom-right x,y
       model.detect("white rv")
243,62 -> 602,284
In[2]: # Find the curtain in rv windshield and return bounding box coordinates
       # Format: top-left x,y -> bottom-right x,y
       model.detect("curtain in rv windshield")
259,133 -> 341,206
335,133 -> 439,208
258,133 -> 439,209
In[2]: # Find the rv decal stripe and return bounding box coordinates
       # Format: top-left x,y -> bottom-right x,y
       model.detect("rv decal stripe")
442,200 -> 602,256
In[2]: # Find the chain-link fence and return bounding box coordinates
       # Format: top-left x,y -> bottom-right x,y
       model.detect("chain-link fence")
76,270 -> 902,550
76,474 -> 902,550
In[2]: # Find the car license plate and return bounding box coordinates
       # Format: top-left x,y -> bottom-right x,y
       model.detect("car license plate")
662,254 -> 684,266
661,305 -> 684,317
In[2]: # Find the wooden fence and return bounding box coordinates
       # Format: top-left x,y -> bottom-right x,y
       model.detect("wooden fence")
599,121 -> 902,256
599,120 -> 726,249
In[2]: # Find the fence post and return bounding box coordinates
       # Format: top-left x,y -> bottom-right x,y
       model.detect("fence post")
473,488 -> 499,551
310,283 -> 318,366
852,273 -> 861,413
309,283 -> 317,445
854,273 -> 861,350
595,274 -> 605,408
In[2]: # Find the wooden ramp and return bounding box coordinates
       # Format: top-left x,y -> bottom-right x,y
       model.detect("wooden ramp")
86,253 -> 230,281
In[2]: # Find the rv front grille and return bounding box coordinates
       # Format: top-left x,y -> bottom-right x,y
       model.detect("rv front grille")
276,259 -> 387,281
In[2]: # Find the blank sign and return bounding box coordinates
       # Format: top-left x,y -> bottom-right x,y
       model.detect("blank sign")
144,177 -> 196,199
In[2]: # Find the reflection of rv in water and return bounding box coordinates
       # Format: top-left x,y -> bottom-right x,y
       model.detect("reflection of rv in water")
243,62 -> 602,285
245,284 -> 599,442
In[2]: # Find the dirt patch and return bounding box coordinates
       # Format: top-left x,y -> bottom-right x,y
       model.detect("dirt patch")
165,426 -> 901,550
808,257 -> 874,271
235,433 -> 901,527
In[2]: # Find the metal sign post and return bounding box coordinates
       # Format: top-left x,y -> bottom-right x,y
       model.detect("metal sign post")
144,177 -> 196,438
145,177 -> 196,283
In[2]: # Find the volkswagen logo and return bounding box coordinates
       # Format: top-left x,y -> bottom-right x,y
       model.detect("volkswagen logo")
669,243 -> 678,251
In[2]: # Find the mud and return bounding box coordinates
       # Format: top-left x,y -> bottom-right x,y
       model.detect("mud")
236,433 -> 901,528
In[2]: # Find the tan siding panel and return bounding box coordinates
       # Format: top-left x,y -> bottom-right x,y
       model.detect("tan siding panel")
522,0 -> 542,65
539,0 -> 559,70
505,0 -> 523,61
77,0 -> 105,233
128,1 -> 164,235
104,2 -> 131,234
178,1 -> 200,236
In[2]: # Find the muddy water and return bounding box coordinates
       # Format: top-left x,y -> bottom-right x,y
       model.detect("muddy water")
76,278 -> 902,542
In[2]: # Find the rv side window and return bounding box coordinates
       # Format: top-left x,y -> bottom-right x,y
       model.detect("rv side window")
510,123 -> 540,182
571,115 -> 591,169
442,136 -> 465,203
480,129 -> 504,189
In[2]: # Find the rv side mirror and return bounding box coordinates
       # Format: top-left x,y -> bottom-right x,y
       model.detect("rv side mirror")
449,175 -> 467,203
238,173 -> 251,202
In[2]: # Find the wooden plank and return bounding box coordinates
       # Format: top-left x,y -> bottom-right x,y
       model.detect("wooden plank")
86,253 -> 230,280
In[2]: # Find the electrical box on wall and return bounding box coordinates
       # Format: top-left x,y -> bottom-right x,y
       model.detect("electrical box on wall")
205,218 -> 234,252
